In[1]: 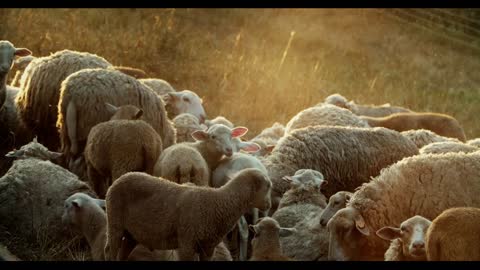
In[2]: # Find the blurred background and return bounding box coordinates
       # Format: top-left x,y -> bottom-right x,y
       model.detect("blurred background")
2,8 -> 480,138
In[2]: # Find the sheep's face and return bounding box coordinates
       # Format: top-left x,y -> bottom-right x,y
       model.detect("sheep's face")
62,193 -> 105,232
6,137 -> 62,161
284,169 -> 327,192
0,40 -> 31,75
320,191 -> 352,226
165,90 -> 207,123
252,172 -> 272,211
250,217 -> 295,249
327,207 -> 370,261
376,215 -> 431,259
192,124 -> 249,157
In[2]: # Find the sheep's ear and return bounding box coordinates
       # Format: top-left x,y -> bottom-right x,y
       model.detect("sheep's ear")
239,142 -> 261,153
249,224 -> 258,234
376,226 -> 401,241
15,48 -> 32,57
345,193 -> 352,202
282,175 -> 294,182
96,199 -> 106,211
134,109 -> 143,120
279,227 -> 296,237
265,145 -> 275,153
33,136 -> 38,143
47,150 -> 63,160
5,149 -> 24,158
320,180 -> 328,189
354,214 -> 370,236
191,130 -> 209,141
105,103 -> 118,115
72,199 -> 82,209
231,127 -> 248,138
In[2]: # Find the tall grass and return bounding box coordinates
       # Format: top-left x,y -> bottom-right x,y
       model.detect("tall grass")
2,8 -> 479,138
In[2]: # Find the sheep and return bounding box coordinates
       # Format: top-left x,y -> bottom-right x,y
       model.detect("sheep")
272,169 -> 328,228
319,191 -> 353,226
249,217 -> 295,261
139,78 -> 175,96
62,192 -> 232,261
57,68 -> 175,173
376,215 -> 432,261
400,129 -> 461,149
326,151 -> 480,261
172,113 -> 207,143
15,49 -> 148,151
0,41 -> 33,175
162,90 -> 207,123
419,141 -> 479,155
426,207 -> 480,261
84,103 -> 163,198
284,104 -> 369,134
322,93 -> 412,117
251,122 -> 285,157
104,168 -> 272,261
205,116 -> 234,128
264,125 -> 419,214
360,112 -> 467,142
10,55 -> 35,87
467,138 -> 480,148
0,138 -> 95,260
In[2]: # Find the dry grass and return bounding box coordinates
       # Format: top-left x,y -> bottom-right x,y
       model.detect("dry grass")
1,8 -> 479,138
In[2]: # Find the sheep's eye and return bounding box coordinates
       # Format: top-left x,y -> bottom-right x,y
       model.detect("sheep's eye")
333,201 -> 339,205
211,135 -> 216,139
183,97 -> 190,103
400,227 -> 407,232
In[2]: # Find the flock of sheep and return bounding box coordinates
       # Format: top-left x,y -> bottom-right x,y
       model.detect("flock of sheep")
0,39 -> 479,261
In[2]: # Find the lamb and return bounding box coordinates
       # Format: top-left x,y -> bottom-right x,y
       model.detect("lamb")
327,151 -> 480,261
284,104 -> 369,134
0,138 -> 95,260
273,169 -> 328,228
139,78 -> 175,96
467,138 -> 480,148
400,129 -> 461,149
376,215 -> 432,261
319,191 -> 353,226
419,141 -> 478,155
16,49 -> 147,150
172,113 -> 207,143
322,93 -> 412,117
249,217 -> 295,261
360,112 -> 467,142
104,168 -> 272,261
264,126 -> 419,214
0,41 -> 33,175
62,192 -> 232,261
84,103 -> 163,198
426,207 -> 480,261
205,116 -> 234,128
56,68 -> 175,173
162,90 -> 207,123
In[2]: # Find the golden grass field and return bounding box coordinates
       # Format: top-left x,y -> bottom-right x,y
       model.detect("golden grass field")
2,8 -> 480,139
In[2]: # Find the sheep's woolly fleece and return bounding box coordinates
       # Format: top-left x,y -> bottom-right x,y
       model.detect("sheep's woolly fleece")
400,129 -> 461,149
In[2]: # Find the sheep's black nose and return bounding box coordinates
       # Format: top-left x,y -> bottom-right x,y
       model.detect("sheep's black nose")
320,219 -> 327,226
412,241 -> 424,249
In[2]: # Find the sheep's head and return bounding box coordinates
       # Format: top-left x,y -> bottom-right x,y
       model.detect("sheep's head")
283,169 -> 327,192
327,207 -> 370,261
250,217 -> 296,250
205,116 -> 234,128
376,215 -> 431,259
6,137 -> 62,161
163,90 -> 207,123
105,103 -> 143,120
320,191 -> 352,226
233,168 -> 272,211
0,40 -> 31,75
324,93 -> 349,109
62,193 -> 106,232
191,124 -> 250,157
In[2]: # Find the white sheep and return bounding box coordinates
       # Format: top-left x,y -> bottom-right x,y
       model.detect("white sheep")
400,129 -> 461,149
163,90 -> 207,123
104,169 -> 272,261
419,141 -> 479,155
139,78 -> 175,96
319,191 -> 353,226
205,116 -> 234,128
172,113 -> 208,143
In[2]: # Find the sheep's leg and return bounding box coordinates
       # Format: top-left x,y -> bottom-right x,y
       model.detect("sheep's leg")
118,233 -> 138,261
87,164 -> 107,199
251,208 -> 259,226
105,230 -> 122,261
177,246 -> 197,261
198,246 -> 215,261
238,216 -> 249,261
66,101 -> 78,155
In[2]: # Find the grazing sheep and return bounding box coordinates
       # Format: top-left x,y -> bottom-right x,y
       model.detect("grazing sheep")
419,141 -> 478,155
172,113 -> 207,143
322,93 -> 412,117
57,68 -> 175,171
84,103 -> 163,198
104,168 -> 272,261
426,207 -> 480,261
361,112 -> 467,142
205,116 -> 234,128
327,152 -> 480,261
16,49 -> 147,150
400,129 -> 461,149
285,104 -> 369,134
265,126 -> 419,214
319,191 -> 353,226
139,78 -> 175,96
273,169 -> 328,228
163,90 -> 207,123
10,55 -> 35,87
376,215 -> 432,261
0,138 -> 94,260
249,217 -> 295,261
467,138 -> 480,148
